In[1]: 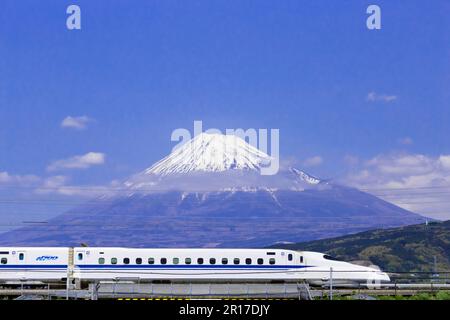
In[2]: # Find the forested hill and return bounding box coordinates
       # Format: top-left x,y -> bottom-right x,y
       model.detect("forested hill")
270,220 -> 450,273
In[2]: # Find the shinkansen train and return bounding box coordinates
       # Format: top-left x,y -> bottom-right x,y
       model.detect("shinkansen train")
0,247 -> 390,288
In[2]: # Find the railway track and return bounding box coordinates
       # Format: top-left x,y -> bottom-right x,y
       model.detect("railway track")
1,282 -> 449,300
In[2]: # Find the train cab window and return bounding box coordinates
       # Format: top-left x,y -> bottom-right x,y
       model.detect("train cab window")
269,258 -> 276,265
161,258 -> 167,265
222,258 -> 228,265
233,258 -> 240,265
209,258 -> 216,265
1,258 -> 7,264
173,258 -> 179,265
148,258 -> 155,265
77,253 -> 83,260
19,253 -> 24,261
111,258 -> 117,265
245,258 -> 252,265
123,258 -> 130,265
136,258 -> 142,265
300,256 -> 304,263
288,254 -> 293,261
323,255 -> 341,261
257,258 -> 264,265
185,258 -> 192,264
197,258 -> 204,265
98,258 -> 105,264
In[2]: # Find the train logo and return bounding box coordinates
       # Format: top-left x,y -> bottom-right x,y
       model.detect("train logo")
36,256 -> 59,261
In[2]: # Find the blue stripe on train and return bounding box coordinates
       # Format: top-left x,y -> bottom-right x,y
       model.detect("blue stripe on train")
0,265 -> 67,269
76,264 -> 311,269
1,265 -> 312,270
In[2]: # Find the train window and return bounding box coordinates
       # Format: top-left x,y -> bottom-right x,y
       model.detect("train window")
161,258 -> 167,265
19,253 -> 24,261
300,256 -> 304,263
98,258 -> 105,264
245,258 -> 252,265
78,253 -> 83,260
197,258 -> 204,265
173,258 -> 179,265
288,254 -> 293,261
233,258 -> 240,265
185,258 -> 192,264
269,258 -> 276,265
136,258 -> 142,265
257,258 -> 264,265
148,257 -> 155,264
323,255 -> 341,261
1,258 -> 7,264
111,258 -> 117,264
222,258 -> 228,265
209,258 -> 216,265
123,258 -> 130,265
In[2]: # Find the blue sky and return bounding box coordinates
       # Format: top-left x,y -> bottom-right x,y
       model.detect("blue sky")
0,0 -> 449,225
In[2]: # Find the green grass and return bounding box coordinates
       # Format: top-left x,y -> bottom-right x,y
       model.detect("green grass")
376,291 -> 450,300
316,291 -> 450,300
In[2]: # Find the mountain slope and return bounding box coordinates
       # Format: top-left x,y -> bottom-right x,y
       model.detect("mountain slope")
0,187 -> 426,247
270,221 -> 450,272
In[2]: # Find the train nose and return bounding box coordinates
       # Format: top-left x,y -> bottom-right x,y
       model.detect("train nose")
364,266 -> 390,285
369,270 -> 390,285
379,272 -> 390,282
362,269 -> 390,289
366,265 -> 390,282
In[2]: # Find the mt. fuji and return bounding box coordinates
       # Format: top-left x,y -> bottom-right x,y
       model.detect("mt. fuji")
0,133 -> 426,247
124,133 -> 319,193
143,133 -> 272,175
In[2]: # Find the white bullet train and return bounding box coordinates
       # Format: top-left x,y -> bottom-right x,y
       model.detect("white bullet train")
0,247 -> 390,288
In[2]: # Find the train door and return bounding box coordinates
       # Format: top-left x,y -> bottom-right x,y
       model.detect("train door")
15,251 -> 27,280
287,252 -> 294,266
16,251 -> 26,264
279,251 -> 287,265
297,252 -> 305,267
75,250 -> 86,265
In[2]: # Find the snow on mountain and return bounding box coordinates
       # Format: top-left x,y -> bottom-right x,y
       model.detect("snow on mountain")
290,168 -> 321,185
123,133 -> 323,193
145,133 -> 272,175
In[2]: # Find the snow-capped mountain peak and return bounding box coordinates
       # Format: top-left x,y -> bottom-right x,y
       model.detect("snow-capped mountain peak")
145,133 -> 272,175
290,168 -> 321,185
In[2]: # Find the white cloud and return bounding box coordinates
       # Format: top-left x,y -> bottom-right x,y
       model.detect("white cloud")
39,175 -> 68,189
398,137 -> 413,145
0,170 -> 113,199
0,171 -> 40,184
303,156 -> 323,167
47,152 -> 106,171
35,176 -> 119,197
61,116 -> 93,130
344,153 -> 450,220
366,91 -> 397,103
439,155 -> 450,170
365,154 -> 436,176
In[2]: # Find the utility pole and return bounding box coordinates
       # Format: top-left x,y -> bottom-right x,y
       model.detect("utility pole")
329,267 -> 333,300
